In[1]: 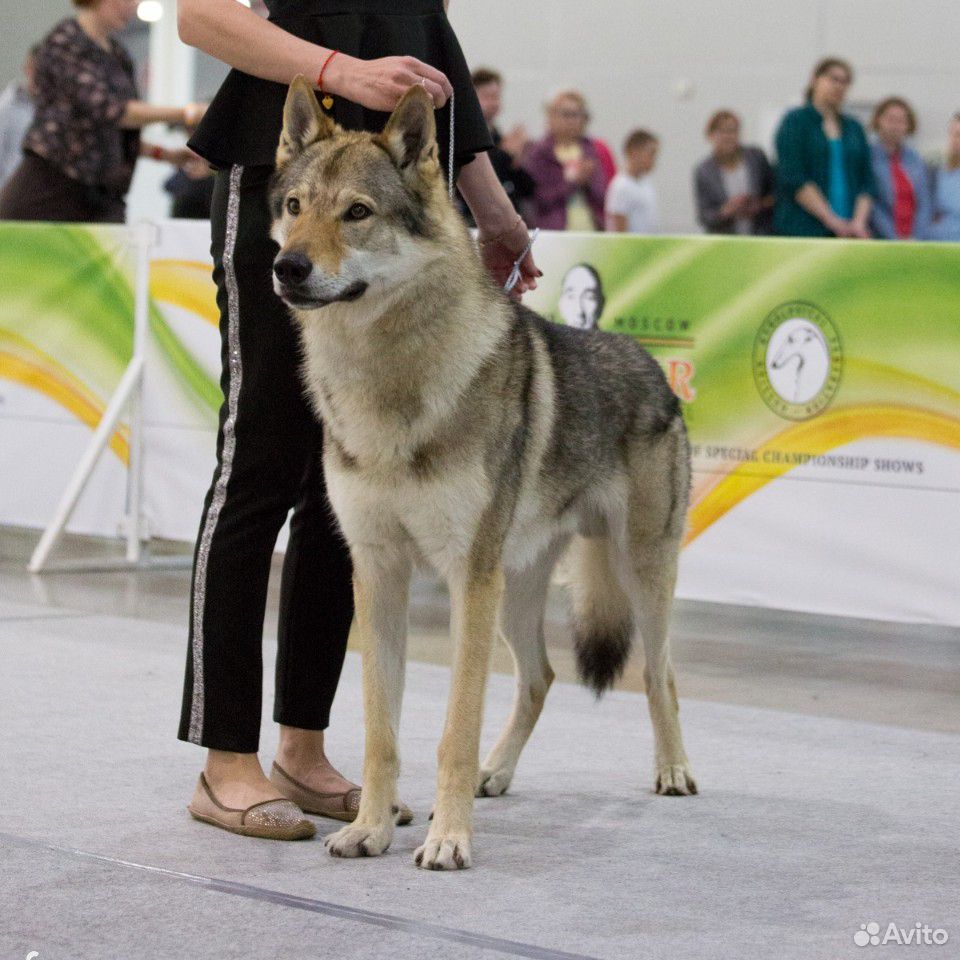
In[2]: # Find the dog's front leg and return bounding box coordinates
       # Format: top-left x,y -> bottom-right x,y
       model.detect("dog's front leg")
326,551 -> 411,859
415,566 -> 503,870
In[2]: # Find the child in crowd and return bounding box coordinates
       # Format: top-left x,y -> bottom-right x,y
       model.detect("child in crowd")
605,129 -> 660,233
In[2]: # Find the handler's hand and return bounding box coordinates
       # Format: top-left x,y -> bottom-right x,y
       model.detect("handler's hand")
329,55 -> 453,111
478,220 -> 541,301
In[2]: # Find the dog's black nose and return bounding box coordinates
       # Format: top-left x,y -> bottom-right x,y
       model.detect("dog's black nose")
273,252 -> 313,286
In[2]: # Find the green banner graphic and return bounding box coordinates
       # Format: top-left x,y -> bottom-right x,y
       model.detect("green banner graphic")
523,234 -> 960,544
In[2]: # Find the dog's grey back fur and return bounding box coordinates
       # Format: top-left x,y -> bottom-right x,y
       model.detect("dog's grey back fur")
528,307 -> 682,500
455,300 -> 687,578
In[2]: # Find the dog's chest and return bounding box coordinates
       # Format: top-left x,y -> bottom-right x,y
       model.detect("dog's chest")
322,389 -> 422,466
324,459 -> 491,573
304,351 -> 430,466
326,444 -> 578,577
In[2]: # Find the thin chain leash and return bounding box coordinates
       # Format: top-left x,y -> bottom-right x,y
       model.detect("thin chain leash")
447,89 -> 455,202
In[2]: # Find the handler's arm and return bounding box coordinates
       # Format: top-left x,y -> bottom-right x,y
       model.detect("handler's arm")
457,154 -> 522,237
457,154 -> 539,296
438,0 -> 539,295
178,0 -> 335,87
177,0 -> 452,108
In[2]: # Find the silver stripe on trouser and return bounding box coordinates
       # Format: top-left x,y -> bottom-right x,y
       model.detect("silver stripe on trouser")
188,164 -> 245,743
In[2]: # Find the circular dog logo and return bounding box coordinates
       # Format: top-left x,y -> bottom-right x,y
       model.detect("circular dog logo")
753,301 -> 842,420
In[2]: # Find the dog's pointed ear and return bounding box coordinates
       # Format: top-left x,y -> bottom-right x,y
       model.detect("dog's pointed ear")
376,85 -> 439,177
276,75 -> 336,170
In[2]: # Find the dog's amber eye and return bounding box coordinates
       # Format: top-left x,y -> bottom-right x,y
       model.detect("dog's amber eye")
286,197 -> 300,216
346,203 -> 371,221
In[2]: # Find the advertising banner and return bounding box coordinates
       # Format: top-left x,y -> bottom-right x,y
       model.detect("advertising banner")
0,222 -> 219,542
1,223 -> 958,624
523,234 -> 960,624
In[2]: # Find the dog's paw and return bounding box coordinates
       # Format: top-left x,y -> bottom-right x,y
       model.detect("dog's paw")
476,766 -> 513,797
324,821 -> 393,858
655,763 -> 698,796
414,833 -> 472,870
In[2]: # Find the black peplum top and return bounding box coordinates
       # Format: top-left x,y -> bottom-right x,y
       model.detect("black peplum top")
187,0 -> 492,176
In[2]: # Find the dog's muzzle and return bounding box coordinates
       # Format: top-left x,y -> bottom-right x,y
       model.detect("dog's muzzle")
273,252 -> 368,307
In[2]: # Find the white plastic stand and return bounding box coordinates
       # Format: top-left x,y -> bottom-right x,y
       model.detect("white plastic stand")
28,221 -> 190,574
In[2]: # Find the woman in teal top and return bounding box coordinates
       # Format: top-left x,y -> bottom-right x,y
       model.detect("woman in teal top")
774,57 -> 875,238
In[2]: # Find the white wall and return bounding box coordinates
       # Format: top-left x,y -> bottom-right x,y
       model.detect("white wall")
447,0 -> 960,232
2,0 -> 65,88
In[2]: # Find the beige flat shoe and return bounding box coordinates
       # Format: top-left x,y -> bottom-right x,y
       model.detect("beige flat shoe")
187,773 -> 316,840
270,761 -> 413,826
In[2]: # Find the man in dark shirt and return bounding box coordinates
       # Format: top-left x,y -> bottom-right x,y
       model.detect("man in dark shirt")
457,67 -> 534,225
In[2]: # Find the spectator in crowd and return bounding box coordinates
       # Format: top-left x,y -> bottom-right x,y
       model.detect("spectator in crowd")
869,97 -> 931,240
927,113 -> 960,242
0,0 -> 204,223
163,155 -> 215,219
524,89 -> 606,230
774,57 -> 874,238
694,109 -> 774,234
0,47 -> 38,190
464,67 -> 535,224
605,129 -> 660,234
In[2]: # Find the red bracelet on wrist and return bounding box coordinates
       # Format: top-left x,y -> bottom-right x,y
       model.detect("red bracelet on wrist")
149,145 -> 164,161
317,50 -> 339,110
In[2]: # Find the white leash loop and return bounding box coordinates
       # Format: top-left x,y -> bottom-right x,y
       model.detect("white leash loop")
503,227 -> 539,293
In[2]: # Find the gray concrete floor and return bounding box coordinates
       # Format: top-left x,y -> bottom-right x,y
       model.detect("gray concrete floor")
1,526 -> 959,960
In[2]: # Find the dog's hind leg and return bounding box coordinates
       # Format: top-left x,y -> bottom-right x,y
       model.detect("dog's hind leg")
476,542 -> 562,798
621,425 -> 697,797
326,549 -> 411,858
625,545 -> 697,796
415,565 -> 503,870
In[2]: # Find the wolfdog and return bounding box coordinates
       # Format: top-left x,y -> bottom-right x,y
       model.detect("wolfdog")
269,77 -> 697,870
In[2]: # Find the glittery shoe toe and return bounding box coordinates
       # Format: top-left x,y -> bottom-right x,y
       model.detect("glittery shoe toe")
187,773 -> 316,840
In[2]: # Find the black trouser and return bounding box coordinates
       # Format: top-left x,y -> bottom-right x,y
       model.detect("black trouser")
178,164 -> 354,753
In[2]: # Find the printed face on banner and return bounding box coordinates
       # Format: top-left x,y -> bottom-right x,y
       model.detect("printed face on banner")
557,264 -> 605,330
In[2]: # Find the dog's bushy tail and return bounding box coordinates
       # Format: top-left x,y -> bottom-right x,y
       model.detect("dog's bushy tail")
567,536 -> 633,697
